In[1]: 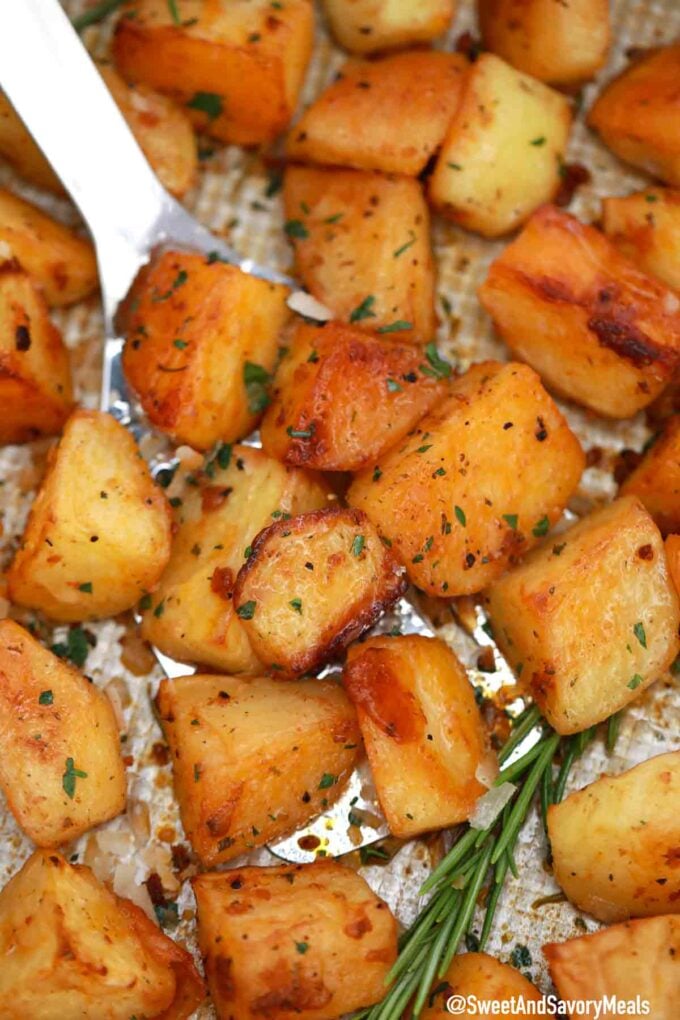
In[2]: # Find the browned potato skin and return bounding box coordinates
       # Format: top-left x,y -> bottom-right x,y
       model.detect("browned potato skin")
193,862 -> 397,1019
602,187 -> 680,293
423,952 -> 546,1017
0,620 -> 125,847
665,534 -> 680,597
484,496 -> 680,735
284,166 -> 436,343
349,361 -> 584,597
588,45 -> 680,186
0,91 -> 63,193
113,0 -> 314,145
0,850 -> 205,1019
620,417 -> 680,535
478,0 -> 610,86
344,636 -> 492,838
323,0 -> 455,55
234,506 -> 407,675
479,205 -> 680,418
140,445 -> 331,674
121,250 -> 290,450
0,262 -> 73,444
287,51 -> 467,175
8,410 -> 172,621
260,321 -> 449,471
544,915 -> 680,1020
548,751 -> 680,923
157,673 -> 361,866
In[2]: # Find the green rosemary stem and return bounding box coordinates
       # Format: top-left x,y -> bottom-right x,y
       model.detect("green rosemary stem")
72,0 -> 127,31
498,704 -> 543,764
606,711 -> 622,753
490,733 -> 560,865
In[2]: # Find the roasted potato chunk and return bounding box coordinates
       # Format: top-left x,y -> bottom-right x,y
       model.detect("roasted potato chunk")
113,0 -> 314,145
260,321 -> 450,471
0,850 -> 205,1019
8,409 -> 172,621
602,187 -> 680,294
0,90 -> 63,193
479,205 -> 680,417
0,262 -> 73,444
423,951 -> 546,1017
193,861 -> 397,1019
121,250 -> 290,450
478,0 -> 611,86
140,445 -> 330,674
287,51 -> 467,175
544,915 -> 680,1020
157,673 -> 361,865
619,417 -> 680,535
429,54 -> 572,237
323,0 -> 454,54
349,361 -> 584,597
233,506 -> 407,674
0,620 -> 125,847
549,751 -> 680,923
0,188 -> 96,307
283,166 -> 435,343
344,636 -> 491,838
588,45 -> 680,186
484,496 -> 680,734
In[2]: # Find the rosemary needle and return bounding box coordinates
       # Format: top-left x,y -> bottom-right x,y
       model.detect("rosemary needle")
72,0 -> 126,32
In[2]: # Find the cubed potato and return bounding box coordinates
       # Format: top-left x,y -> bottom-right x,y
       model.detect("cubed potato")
665,534 -> 680,598
548,751 -> 680,923
8,409 -> 172,621
0,90 -> 63,193
0,850 -> 205,1019
0,262 -> 73,444
233,506 -> 407,674
423,951 -> 545,1017
479,205 -> 680,417
344,635 -> 491,838
602,188 -> 680,294
588,45 -> 680,187
619,417 -> 680,535
121,250 -> 290,450
193,861 -> 397,1019
113,0 -> 314,145
544,915 -> 680,1020
157,673 -> 361,865
478,0 -> 611,86
0,620 -> 125,846
349,361 -> 584,597
323,0 -> 454,55
260,320 -> 450,471
141,445 -> 330,674
428,54 -> 572,238
283,166 -> 435,343
287,51 -> 467,175
484,496 -> 680,735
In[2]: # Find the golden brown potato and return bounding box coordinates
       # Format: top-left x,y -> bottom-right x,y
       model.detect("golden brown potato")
479,205 -> 680,417
0,90 -> 62,193
260,320 -> 449,471
602,187 -> 680,293
0,261 -> 73,444
478,0 -> 611,86
484,496 -> 680,735
157,673 -> 361,865
0,620 -> 125,847
113,0 -> 314,145
588,45 -> 680,186
0,850 -> 205,1019
193,861 -> 397,1019
8,409 -> 172,622
349,361 -> 584,597
665,534 -> 680,598
548,751 -> 680,923
283,166 -> 436,343
323,0 -> 454,54
423,951 -> 546,1017
544,915 -> 680,1020
619,417 -> 680,535
429,54 -> 572,237
121,250 -> 290,450
287,51 -> 467,175
233,506 -> 407,675
140,445 -> 330,674
344,636 -> 491,838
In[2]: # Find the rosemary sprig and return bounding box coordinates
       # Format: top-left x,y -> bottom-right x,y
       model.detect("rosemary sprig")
72,0 -> 127,32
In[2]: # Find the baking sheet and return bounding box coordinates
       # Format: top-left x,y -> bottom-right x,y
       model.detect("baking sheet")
0,0 -> 679,1014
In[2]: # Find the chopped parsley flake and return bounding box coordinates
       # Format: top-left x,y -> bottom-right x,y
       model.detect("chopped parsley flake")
187,91 -> 223,120
351,535 -> 365,557
628,674 -> 643,690
318,773 -> 337,789
243,361 -> 272,414
421,342 -> 452,380
633,622 -> 647,649
289,598 -> 303,614
78,582 -> 93,593
284,219 -> 309,240
532,516 -> 550,537
454,505 -> 466,527
237,601 -> 257,620
295,941 -> 309,954
38,690 -> 53,706
62,757 -> 88,799
377,320 -> 413,334
349,295 -> 376,323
